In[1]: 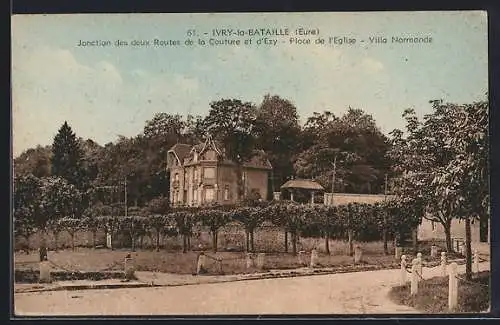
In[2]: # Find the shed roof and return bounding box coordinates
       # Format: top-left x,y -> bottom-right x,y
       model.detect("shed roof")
280,179 -> 325,191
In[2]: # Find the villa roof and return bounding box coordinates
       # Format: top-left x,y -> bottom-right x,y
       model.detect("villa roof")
281,179 -> 325,191
168,143 -> 192,163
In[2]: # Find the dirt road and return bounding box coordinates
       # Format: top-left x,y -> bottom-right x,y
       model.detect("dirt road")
14,262 -> 489,315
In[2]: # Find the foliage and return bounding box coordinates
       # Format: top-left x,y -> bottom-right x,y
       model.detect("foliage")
51,121 -> 86,189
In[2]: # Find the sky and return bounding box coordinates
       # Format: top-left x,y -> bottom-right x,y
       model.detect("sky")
11,11 -> 488,157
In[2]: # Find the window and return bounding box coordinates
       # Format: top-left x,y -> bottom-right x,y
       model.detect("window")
204,167 -> 216,179
205,188 -> 215,202
224,186 -> 229,201
204,150 -> 216,160
174,173 -> 179,182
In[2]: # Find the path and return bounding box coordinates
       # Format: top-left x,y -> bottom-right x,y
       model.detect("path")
14,262 -> 490,316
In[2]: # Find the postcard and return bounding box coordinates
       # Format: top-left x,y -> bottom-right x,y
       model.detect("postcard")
11,11 -> 490,316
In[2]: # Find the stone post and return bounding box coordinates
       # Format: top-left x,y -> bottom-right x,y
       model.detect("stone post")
310,249 -> 319,268
395,247 -> 402,260
124,255 -> 135,280
256,253 -> 265,270
39,261 -> 52,283
410,258 -> 419,295
431,245 -> 438,258
310,192 -> 315,206
197,252 -> 206,274
416,252 -> 423,280
106,232 -> 112,249
473,249 -> 479,275
246,253 -> 254,269
400,255 -> 407,286
441,252 -> 447,276
448,262 -> 458,311
354,245 -> 363,264
298,250 -> 306,266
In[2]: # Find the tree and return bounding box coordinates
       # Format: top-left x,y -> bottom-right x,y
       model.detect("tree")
268,202 -> 308,255
435,100 -> 489,280
230,204 -> 267,252
81,215 -> 100,249
254,94 -> 302,194
171,209 -> 197,253
148,214 -> 177,251
51,121 -> 86,189
199,207 -> 232,252
201,99 -> 257,200
14,145 -> 52,178
295,109 -> 390,194
387,104 -> 459,252
56,217 -> 84,251
13,174 -> 41,248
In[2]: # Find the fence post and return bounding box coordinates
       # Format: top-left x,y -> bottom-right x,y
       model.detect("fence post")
246,253 -> 254,269
354,245 -> 363,264
39,260 -> 52,283
256,253 -> 265,270
310,249 -> 319,268
431,245 -> 438,258
410,258 -> 418,295
441,252 -> 447,277
416,252 -> 423,280
473,249 -> 479,275
400,255 -> 407,286
197,252 -> 206,275
448,262 -> 458,311
298,250 -> 306,266
124,254 -> 135,280
395,246 -> 402,260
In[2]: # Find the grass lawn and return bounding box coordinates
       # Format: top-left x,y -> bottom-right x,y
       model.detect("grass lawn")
388,271 -> 490,313
14,239 -> 454,278
14,242 -> 402,276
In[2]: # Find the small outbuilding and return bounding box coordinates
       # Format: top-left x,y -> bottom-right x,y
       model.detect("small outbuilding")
280,179 -> 325,205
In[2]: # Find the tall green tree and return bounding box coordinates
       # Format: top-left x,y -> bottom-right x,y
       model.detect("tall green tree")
254,94 -> 302,194
295,109 -> 390,194
51,121 -> 85,189
201,99 -> 258,200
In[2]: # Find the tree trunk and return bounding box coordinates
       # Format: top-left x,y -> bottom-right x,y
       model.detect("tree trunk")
443,219 -> 452,252
187,235 -> 191,250
348,229 -> 354,256
212,231 -> 217,252
250,231 -> 255,252
182,235 -> 187,253
131,234 -> 136,252
325,232 -> 330,255
383,216 -> 388,255
245,230 -> 250,252
412,227 -> 418,254
54,232 -> 59,252
140,236 -> 144,249
284,231 -> 288,253
156,231 -> 160,252
291,231 -> 297,256
465,216 -> 472,281
236,165 -> 244,201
